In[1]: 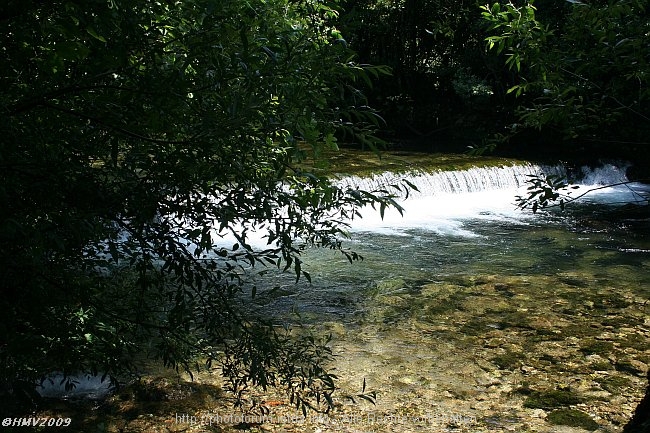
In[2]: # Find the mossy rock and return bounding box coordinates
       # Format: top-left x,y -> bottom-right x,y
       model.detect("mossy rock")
530,329 -> 563,343
539,353 -> 561,364
601,315 -> 637,328
523,389 -> 582,409
373,278 -> 407,294
459,319 -> 488,336
547,409 -> 599,431
621,333 -> 650,351
589,360 -> 613,371
558,277 -> 590,288
492,351 -> 525,369
614,359 -> 645,375
423,292 -> 468,316
499,311 -> 535,330
598,375 -> 631,393
579,340 -> 614,356
299,149 -> 525,178
592,294 -> 630,309
563,323 -> 601,338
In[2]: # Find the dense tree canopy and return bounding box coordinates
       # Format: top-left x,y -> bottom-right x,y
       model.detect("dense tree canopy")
337,0 -> 496,148
337,0 -> 649,162
0,0 -> 401,412
481,0 -> 650,162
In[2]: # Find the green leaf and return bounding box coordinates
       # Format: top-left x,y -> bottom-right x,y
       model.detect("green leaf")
294,258 -> 301,283
55,40 -> 91,61
86,27 -> 107,43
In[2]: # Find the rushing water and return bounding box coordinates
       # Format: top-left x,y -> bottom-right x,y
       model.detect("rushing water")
41,162 -> 650,432
256,163 -> 650,319
245,162 -> 649,431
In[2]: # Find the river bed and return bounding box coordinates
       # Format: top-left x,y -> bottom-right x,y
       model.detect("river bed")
36,161 -> 650,432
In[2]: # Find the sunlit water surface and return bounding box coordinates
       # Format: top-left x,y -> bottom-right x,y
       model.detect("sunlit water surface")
242,164 -> 649,431
41,163 -> 650,432
256,164 -> 650,320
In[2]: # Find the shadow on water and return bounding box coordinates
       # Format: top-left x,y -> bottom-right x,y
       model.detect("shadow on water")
24,162 -> 650,432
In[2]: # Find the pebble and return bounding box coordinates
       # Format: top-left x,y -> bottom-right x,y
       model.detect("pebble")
29,273 -> 649,433
476,375 -> 502,387
529,409 -> 546,418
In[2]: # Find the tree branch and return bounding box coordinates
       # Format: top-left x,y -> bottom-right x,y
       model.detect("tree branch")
544,180 -> 650,209
41,101 -> 196,145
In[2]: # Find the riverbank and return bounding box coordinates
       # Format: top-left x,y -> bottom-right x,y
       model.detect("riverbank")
296,148 -> 527,178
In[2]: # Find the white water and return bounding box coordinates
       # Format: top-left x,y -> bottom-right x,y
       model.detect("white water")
44,162 -> 647,400
340,163 -> 648,237
205,162 -> 647,245
95,163 -> 647,257
337,164 -> 561,197
127,162 -> 646,252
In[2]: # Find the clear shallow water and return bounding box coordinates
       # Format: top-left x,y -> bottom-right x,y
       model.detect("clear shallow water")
254,165 -> 650,431
253,165 -> 650,323
42,163 -> 650,431
261,219 -> 650,325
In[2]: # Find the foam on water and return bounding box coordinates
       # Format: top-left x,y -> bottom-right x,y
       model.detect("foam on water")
336,163 -> 561,197
205,162 -> 646,243
36,372 -> 115,400
341,163 -> 647,237
346,189 -> 530,237
110,162 -> 646,252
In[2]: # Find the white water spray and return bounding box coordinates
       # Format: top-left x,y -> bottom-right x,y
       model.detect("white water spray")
340,162 -> 646,236
337,163 -> 562,198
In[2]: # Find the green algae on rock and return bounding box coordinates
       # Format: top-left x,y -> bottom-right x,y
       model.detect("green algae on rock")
522,389 -> 583,410
547,409 -> 600,431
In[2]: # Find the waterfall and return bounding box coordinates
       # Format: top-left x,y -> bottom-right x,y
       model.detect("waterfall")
336,163 -> 566,198
577,163 -> 630,185
338,162 -> 645,236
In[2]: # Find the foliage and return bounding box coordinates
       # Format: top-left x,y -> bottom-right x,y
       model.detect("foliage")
515,173 -> 575,212
338,0 -> 499,147
452,68 -> 494,103
482,0 -> 650,151
0,0 -> 400,413
515,173 -> 649,212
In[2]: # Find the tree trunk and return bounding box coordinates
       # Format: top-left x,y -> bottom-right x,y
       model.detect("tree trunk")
624,370 -> 650,433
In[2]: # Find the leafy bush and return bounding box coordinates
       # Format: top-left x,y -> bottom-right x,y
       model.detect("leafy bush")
0,0 -> 399,413
482,0 -> 650,152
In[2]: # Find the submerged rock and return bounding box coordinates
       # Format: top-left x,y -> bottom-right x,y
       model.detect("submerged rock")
546,409 -> 600,431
